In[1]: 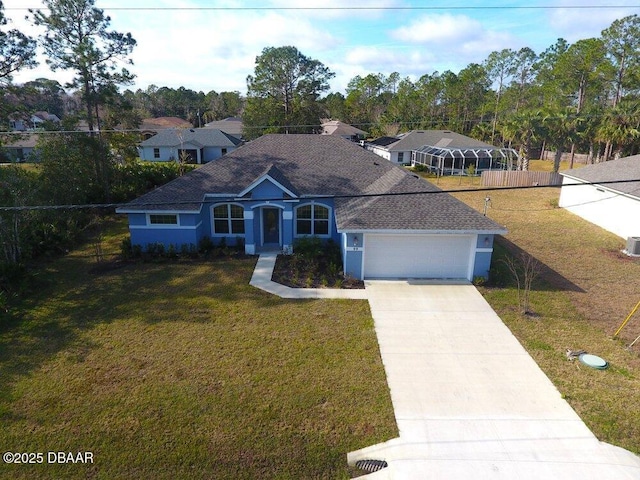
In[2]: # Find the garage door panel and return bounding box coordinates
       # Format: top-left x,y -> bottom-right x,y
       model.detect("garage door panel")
364,234 -> 472,279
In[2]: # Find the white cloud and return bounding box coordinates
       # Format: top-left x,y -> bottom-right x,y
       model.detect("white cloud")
547,4 -> 639,43
391,13 -> 482,45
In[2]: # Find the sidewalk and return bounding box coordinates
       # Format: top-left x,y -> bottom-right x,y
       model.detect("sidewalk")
249,252 -> 367,299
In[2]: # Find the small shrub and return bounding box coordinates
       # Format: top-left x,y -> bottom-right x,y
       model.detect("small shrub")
145,242 -> 165,258
166,244 -> 178,259
120,236 -> 133,258
293,236 -> 323,259
132,244 -> 142,258
235,236 -> 245,252
198,236 -> 214,254
327,262 -> 340,278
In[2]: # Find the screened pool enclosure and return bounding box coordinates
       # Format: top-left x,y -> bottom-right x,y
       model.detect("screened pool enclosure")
411,145 -> 519,176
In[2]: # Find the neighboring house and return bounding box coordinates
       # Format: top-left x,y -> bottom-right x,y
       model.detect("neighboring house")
137,128 -> 242,164
1,134 -> 38,162
118,134 -> 506,281
366,130 -> 518,172
559,155 -> 640,240
31,111 -> 61,128
9,111 -> 60,131
320,120 -> 367,142
8,117 -> 29,131
139,117 -> 192,139
203,117 -> 244,139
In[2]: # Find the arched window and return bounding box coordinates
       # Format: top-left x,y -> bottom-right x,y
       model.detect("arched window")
295,204 -> 329,236
213,204 -> 245,234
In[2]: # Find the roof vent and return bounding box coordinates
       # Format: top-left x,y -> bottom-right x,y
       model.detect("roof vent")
189,129 -> 195,132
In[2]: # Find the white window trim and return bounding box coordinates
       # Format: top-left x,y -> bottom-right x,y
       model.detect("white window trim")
294,202 -> 331,238
211,202 -> 246,236
146,213 -> 181,228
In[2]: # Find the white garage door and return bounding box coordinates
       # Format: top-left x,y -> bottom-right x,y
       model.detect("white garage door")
364,234 -> 474,279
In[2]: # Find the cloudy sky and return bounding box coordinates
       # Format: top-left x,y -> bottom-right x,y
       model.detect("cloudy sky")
4,0 -> 639,95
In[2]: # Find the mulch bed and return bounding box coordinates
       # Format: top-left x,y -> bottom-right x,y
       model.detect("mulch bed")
272,255 -> 364,289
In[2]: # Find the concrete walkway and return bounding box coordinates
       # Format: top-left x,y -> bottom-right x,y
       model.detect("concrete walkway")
249,256 -> 640,479
249,252 -> 367,299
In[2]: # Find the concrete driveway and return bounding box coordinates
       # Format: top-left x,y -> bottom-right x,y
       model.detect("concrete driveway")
348,281 -> 640,479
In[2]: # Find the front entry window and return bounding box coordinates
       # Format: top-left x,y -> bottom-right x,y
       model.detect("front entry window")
213,204 -> 245,234
295,204 -> 329,236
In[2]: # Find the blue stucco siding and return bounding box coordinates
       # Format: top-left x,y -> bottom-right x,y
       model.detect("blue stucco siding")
129,227 -> 198,249
127,212 -> 202,249
473,234 -> 495,279
473,251 -> 493,279
342,232 -> 364,279
251,180 -> 287,200
127,213 -> 147,227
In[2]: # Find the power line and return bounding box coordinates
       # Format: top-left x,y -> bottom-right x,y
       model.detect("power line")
0,178 -> 638,212
7,5 -> 640,11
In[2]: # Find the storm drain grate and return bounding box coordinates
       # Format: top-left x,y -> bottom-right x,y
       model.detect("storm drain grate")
355,459 -> 388,473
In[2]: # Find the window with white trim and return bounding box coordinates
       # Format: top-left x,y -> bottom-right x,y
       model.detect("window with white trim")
295,204 -> 329,236
149,214 -> 178,225
213,204 -> 245,234
153,148 -> 160,159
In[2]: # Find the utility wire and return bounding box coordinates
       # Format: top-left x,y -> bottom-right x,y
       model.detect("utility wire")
0,179 -> 638,212
7,5 -> 640,11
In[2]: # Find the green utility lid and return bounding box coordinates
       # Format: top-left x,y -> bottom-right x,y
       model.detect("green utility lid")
579,353 -> 609,370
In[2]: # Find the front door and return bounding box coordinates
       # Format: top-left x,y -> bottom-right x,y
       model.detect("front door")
262,208 -> 280,245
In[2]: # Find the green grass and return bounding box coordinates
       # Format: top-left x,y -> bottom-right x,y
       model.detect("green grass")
425,173 -> 640,455
0,225 -> 396,479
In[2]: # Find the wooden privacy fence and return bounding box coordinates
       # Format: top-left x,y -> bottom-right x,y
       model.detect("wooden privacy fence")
481,170 -> 562,187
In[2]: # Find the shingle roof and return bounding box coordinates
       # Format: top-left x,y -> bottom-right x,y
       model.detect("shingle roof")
321,120 -> 368,136
140,117 -> 192,130
561,155 -> 640,198
120,134 -> 505,232
370,130 -> 495,151
203,117 -> 244,136
139,128 -> 242,148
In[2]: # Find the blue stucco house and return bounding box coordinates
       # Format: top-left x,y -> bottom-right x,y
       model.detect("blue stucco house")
118,134 -> 506,281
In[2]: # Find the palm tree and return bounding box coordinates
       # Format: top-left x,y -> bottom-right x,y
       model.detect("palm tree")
541,108 -> 578,172
597,100 -> 640,160
502,109 -> 544,170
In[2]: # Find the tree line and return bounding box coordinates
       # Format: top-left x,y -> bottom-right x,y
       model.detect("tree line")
245,18 -> 640,168
2,1 -> 639,169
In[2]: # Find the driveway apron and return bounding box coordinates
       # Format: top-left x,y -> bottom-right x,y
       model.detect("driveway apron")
348,280 -> 640,479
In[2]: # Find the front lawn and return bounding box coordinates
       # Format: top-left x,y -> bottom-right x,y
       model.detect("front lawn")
0,223 -> 396,479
